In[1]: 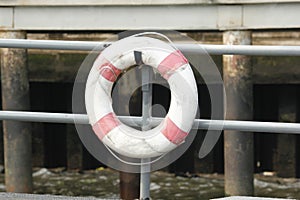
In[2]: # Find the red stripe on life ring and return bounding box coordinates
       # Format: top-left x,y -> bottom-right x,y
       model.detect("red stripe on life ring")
92,113 -> 121,140
98,61 -> 122,82
157,50 -> 188,80
161,117 -> 188,145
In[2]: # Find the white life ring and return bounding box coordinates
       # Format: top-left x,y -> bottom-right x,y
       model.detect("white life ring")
85,36 -> 198,158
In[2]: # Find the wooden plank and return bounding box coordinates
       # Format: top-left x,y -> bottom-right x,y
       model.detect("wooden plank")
1,3 -> 300,30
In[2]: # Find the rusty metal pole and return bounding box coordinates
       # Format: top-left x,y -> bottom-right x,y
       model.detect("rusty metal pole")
0,31 -> 32,193
223,31 -> 254,196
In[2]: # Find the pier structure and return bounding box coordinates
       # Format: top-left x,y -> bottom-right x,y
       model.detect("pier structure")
0,0 -> 300,198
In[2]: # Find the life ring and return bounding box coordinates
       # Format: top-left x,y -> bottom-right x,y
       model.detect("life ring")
85,36 -> 198,158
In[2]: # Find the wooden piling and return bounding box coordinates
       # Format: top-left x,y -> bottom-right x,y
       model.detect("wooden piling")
223,31 -> 254,196
120,172 -> 140,200
30,83 -> 46,167
274,86 -> 297,178
0,31 -> 32,192
115,78 -> 141,199
67,124 -> 83,170
118,85 -> 141,200
117,33 -> 141,200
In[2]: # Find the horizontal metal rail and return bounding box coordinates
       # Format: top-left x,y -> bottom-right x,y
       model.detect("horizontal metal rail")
1,39 -> 300,56
0,39 -> 299,133
0,111 -> 299,134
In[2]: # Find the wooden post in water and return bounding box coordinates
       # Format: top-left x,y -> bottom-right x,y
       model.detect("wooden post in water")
116,69 -> 141,199
274,86 -> 297,178
120,171 -> 140,199
223,31 -> 254,196
0,31 -> 32,192
117,32 -> 141,200
116,73 -> 140,199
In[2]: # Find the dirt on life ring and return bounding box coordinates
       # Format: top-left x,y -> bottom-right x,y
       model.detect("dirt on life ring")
85,35 -> 198,158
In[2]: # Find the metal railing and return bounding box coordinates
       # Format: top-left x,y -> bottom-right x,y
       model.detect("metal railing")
1,39 -> 300,56
1,38 -> 300,199
0,39 -> 300,134
0,111 -> 299,134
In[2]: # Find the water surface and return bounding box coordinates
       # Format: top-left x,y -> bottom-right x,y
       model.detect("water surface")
0,168 -> 299,199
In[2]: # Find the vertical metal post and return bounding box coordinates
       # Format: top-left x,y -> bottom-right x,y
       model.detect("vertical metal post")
140,66 -> 152,200
0,31 -> 32,192
223,31 -> 254,196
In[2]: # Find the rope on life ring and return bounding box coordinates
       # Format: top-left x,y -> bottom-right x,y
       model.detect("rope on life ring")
85,35 -> 198,158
